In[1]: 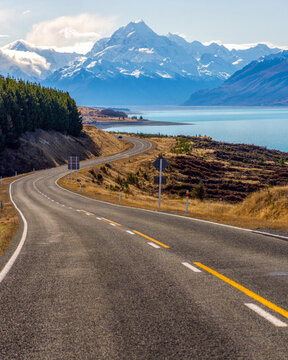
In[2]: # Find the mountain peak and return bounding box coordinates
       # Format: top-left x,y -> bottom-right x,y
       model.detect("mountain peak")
3,39 -> 35,52
112,20 -> 156,39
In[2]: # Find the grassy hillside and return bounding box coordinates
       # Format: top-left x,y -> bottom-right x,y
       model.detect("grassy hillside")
236,186 -> 288,223
59,134 -> 288,233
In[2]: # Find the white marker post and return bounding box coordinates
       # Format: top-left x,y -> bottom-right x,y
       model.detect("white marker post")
119,187 -> 122,204
186,190 -> 189,214
158,158 -> 162,209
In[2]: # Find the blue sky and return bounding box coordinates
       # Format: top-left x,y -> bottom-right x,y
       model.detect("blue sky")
1,0 -> 287,53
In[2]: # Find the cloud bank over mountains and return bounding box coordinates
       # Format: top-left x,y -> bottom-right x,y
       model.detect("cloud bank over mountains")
26,14 -> 118,54
0,20 -> 286,105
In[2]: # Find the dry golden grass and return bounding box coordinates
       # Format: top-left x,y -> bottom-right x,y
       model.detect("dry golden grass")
59,136 -> 288,234
236,186 -> 288,222
0,177 -> 19,256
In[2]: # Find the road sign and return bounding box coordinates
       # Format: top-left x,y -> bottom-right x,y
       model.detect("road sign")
154,176 -> 167,185
153,156 -> 169,171
68,156 -> 80,170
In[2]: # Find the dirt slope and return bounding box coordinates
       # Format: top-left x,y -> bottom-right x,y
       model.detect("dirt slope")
0,125 -> 127,177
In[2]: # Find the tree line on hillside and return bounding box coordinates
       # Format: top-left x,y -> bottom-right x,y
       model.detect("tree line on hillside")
0,77 -> 82,151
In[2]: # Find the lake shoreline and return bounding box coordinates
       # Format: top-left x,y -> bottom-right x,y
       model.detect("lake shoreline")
92,119 -> 191,129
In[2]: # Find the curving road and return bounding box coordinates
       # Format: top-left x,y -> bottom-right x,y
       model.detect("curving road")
0,137 -> 288,359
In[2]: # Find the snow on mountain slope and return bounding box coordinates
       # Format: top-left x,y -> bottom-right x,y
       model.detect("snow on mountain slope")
0,21 -> 284,105
54,21 -> 280,83
184,51 -> 288,106
0,40 -> 80,79
0,48 -> 50,80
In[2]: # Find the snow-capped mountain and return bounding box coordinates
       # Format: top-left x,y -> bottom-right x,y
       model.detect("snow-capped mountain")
0,40 -> 80,80
184,51 -> 288,106
55,21 -> 281,82
45,21 -> 282,105
0,21 -> 283,104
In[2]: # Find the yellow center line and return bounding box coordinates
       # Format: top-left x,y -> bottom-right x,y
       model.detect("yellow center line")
133,230 -> 170,249
194,262 -> 288,319
79,210 -> 94,216
101,217 -> 122,226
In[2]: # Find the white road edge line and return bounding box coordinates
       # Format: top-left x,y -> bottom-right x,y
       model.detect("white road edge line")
148,242 -> 161,249
245,303 -> 287,327
182,262 -> 202,273
0,179 -> 28,284
0,139 -> 150,284
126,230 -> 135,235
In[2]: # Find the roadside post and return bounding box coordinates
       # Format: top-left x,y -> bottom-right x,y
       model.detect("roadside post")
68,156 -> 80,185
153,155 -> 169,209
119,187 -> 122,203
186,190 -> 189,214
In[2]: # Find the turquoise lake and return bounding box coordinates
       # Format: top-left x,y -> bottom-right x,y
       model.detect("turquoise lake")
106,107 -> 288,152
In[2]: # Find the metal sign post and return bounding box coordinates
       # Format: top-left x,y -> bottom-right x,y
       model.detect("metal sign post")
153,156 -> 169,209
68,156 -> 80,185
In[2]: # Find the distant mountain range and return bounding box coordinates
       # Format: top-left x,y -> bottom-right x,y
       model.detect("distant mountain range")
184,51 -> 288,106
0,40 -> 79,81
0,20 -> 285,105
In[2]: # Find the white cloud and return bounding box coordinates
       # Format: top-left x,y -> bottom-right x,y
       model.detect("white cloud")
22,10 -> 31,16
0,49 -> 50,77
26,13 -> 117,54
0,35 -> 9,38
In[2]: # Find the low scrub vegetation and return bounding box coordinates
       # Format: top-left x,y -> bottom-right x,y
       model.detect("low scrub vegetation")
59,135 -> 288,233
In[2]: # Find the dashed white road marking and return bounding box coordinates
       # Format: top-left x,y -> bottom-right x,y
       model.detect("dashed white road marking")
245,303 -> 287,327
110,223 -> 116,227
96,217 -> 102,220
182,262 -> 202,273
126,230 -> 135,235
148,242 -> 161,249
76,209 -> 81,212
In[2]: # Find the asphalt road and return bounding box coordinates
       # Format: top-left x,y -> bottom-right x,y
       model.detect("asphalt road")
0,137 -> 288,359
